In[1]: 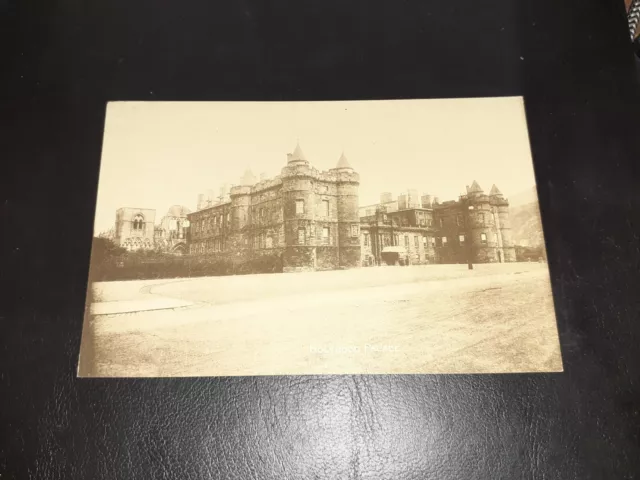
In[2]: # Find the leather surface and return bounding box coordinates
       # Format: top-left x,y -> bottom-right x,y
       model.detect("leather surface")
2,0 -> 640,478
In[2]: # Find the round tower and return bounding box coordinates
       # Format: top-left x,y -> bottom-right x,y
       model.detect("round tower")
466,181 -> 498,263
280,143 -> 317,272
489,184 -> 516,262
229,169 -> 254,233
331,152 -> 361,268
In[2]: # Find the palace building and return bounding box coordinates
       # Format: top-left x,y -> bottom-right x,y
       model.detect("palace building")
359,182 -> 516,267
107,143 -> 516,270
186,143 -> 361,272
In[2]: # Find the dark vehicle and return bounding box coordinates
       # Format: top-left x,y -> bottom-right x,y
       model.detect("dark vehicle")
380,246 -> 409,266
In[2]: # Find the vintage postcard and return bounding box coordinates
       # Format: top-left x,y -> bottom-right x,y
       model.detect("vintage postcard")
78,97 -> 563,377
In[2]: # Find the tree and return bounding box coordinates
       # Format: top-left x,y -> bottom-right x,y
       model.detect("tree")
90,237 -> 126,265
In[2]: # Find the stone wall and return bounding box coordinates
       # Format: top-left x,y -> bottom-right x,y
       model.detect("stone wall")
316,246 -> 339,270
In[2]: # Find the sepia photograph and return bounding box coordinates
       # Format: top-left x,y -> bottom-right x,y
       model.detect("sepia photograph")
78,97 -> 563,377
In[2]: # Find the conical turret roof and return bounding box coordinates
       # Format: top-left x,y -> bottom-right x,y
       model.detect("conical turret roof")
336,151 -> 352,169
468,180 -> 483,194
290,142 -> 307,162
489,184 -> 503,196
240,168 -> 256,185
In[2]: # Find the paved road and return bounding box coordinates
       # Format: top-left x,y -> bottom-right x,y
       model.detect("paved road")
79,263 -> 563,377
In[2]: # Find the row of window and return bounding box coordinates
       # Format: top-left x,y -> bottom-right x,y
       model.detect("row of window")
363,232 -> 496,248
193,213 -> 231,234
438,212 -> 492,228
192,199 -> 334,236
295,224 -> 359,245
295,199 -> 331,217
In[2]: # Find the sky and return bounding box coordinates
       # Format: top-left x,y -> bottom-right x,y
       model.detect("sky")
93,97 -> 537,234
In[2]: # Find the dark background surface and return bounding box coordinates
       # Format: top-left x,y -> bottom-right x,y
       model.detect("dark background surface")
2,0 -> 640,478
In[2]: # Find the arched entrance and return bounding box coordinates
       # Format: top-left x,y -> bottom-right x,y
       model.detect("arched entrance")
171,242 -> 187,255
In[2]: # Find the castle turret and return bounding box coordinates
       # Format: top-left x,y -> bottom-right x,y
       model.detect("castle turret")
330,152 -> 360,268
229,169 -> 254,232
489,184 -> 515,262
240,169 -> 256,186
280,143 -> 318,271
336,152 -> 351,170
489,184 -> 503,198
467,180 -> 484,198
465,181 -> 494,262
287,142 -> 309,167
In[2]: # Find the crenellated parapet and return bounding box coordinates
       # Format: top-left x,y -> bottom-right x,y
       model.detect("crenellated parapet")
251,176 -> 283,193
229,185 -> 251,197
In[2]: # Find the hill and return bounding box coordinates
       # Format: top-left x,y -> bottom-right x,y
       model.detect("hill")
509,200 -> 545,248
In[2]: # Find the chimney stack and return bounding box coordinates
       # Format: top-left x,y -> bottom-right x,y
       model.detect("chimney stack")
197,193 -> 204,210
380,192 -> 393,204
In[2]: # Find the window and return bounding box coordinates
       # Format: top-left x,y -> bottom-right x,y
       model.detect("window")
442,236 -> 448,245
322,200 -> 330,217
214,216 -> 218,226
423,236 -> 427,245
364,234 -> 370,246
298,227 -> 305,244
227,213 -> 230,224
394,234 -> 399,246
431,236 -> 436,246
440,218 -> 444,228
481,233 -> 487,244
266,236 -> 273,248
459,234 -> 465,244
295,200 -> 304,215
133,214 -> 144,230
322,227 -> 330,245
404,235 -> 409,247
414,236 -> 419,249
351,224 -> 359,237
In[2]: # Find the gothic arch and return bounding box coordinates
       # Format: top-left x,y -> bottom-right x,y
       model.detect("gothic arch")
171,242 -> 187,255
132,214 -> 145,230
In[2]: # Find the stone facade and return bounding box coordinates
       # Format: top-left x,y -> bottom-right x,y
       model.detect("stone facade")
187,144 -> 361,272
113,206 -> 190,253
360,181 -> 516,266
110,148 -> 516,268
114,208 -> 156,251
